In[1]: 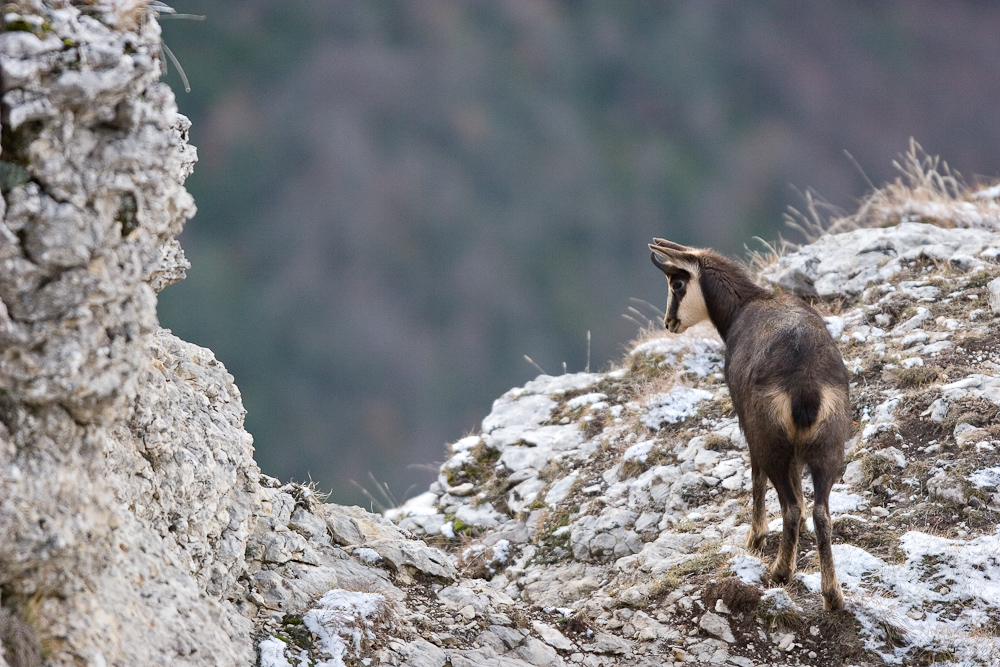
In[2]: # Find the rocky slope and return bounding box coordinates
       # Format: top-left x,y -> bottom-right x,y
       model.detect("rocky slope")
385,217 -> 1000,667
2,3 -> 1000,667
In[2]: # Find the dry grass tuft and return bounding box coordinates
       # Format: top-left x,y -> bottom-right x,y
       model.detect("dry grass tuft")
745,140 -> 1000,276
801,139 -> 1000,236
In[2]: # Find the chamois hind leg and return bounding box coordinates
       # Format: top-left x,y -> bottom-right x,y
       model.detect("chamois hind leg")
811,462 -> 845,611
744,460 -> 769,554
769,463 -> 803,584
792,465 -> 808,534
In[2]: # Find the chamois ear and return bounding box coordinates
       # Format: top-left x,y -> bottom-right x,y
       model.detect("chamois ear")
651,238 -> 693,252
649,241 -> 698,276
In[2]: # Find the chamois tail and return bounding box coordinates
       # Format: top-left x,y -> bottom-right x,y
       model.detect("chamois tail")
790,384 -> 822,430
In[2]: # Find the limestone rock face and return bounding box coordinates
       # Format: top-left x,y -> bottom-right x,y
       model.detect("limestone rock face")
0,3 -> 251,665
0,6 -> 461,666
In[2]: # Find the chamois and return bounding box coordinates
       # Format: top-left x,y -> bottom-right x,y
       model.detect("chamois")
649,239 -> 849,611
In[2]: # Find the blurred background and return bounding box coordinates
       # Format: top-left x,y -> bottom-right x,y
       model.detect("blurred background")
157,1 -> 1000,507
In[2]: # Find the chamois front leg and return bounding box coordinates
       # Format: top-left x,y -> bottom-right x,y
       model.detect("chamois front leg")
744,461 -> 768,554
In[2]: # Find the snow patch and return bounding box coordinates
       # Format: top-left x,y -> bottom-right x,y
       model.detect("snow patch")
622,440 -> 654,463
302,590 -> 386,667
382,490 -> 439,521
259,637 -> 294,667
969,465 -> 1000,488
824,315 -> 845,339
566,392 -> 608,410
630,335 -> 724,377
491,539 -> 510,564
728,555 -> 767,584
828,490 -> 865,514
353,548 -> 382,564
839,530 -> 1000,664
642,387 -> 715,429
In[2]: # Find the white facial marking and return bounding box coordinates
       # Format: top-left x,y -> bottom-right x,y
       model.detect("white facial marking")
675,271 -> 709,331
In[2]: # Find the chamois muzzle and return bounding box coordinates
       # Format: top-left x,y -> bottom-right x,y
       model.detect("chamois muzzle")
665,317 -> 682,333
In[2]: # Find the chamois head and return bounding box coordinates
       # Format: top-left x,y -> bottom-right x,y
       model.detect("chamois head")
649,239 -> 710,334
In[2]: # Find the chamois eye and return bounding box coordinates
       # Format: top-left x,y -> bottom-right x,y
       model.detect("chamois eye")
671,280 -> 684,291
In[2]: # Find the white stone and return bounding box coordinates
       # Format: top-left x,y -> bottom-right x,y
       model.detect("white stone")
989,277 -> 1000,313
532,621 -> 574,651
842,460 -> 866,486
927,472 -> 969,505
545,471 -> 579,507
698,612 -> 735,643
954,423 -> 987,448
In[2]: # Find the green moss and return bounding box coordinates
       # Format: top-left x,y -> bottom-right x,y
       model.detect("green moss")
445,442 -> 500,487
529,508 -> 576,565
0,161 -> 29,194
116,192 -> 139,235
280,614 -> 313,650
448,515 -> 468,534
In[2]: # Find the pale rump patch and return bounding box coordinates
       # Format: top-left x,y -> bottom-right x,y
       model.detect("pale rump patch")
764,385 -> 846,442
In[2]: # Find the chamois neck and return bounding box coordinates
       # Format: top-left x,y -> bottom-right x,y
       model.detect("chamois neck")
699,254 -> 768,339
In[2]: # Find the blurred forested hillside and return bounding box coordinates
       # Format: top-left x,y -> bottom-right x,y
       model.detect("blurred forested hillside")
157,1 -> 1000,506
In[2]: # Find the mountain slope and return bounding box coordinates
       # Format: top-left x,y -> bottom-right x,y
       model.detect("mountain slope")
381,163 -> 1000,667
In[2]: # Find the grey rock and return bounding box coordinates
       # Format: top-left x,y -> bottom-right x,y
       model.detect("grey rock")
439,586 -> 491,614
532,621 -> 574,651
490,624 -> 527,650
872,446 -> 907,470
699,612 -> 736,643
327,512 -> 367,545
475,629 -> 509,655
843,460 -> 866,486
451,651 -> 538,667
516,637 -> 563,666
399,639 -> 447,667
365,537 -> 457,582
586,633 -> 631,655
251,570 -> 294,607
289,507 -> 331,541
483,521 -> 530,546
626,611 -> 673,642
989,277 -> 1000,313
0,4 -> 254,664
927,472 -> 969,505
954,423 -> 988,448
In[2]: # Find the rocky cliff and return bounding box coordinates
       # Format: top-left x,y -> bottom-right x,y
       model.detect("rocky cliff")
2,3 -> 1000,667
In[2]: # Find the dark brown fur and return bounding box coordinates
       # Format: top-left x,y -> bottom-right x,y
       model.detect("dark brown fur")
650,239 -> 849,611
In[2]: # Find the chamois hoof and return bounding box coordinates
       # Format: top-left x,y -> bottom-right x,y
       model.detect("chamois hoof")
769,561 -> 793,584
745,528 -> 765,554
823,588 -> 845,611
